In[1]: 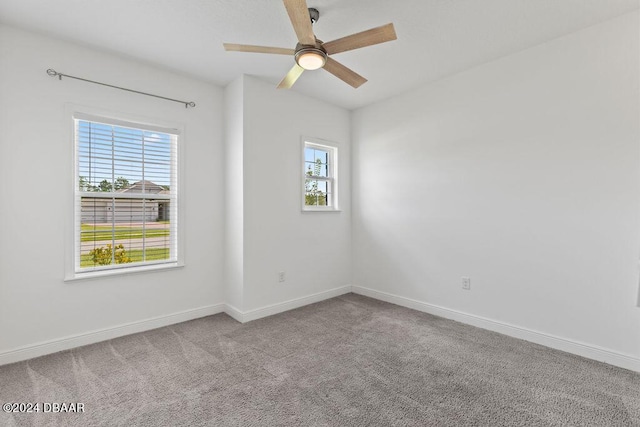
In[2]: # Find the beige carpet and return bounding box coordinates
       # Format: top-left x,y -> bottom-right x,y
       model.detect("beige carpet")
0,293 -> 638,426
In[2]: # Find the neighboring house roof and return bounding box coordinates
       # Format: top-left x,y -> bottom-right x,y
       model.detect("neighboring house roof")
118,180 -> 166,194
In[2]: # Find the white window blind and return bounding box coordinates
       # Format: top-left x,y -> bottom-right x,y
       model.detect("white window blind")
74,114 -> 178,273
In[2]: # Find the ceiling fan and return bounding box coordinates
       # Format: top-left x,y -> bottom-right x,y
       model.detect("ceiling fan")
223,0 -> 397,89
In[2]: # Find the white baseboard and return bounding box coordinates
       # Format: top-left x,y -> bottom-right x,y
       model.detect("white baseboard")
234,285 -> 353,323
352,285 -> 640,373
223,303 -> 245,323
0,287 -> 353,366
5,286 -> 637,373
0,304 -> 225,366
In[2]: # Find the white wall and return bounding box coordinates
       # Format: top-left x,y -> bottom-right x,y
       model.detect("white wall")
3,11 -> 636,371
241,76 -> 351,312
352,12 -> 640,364
0,25 -> 225,359
223,76 -> 244,311
0,25 -> 350,360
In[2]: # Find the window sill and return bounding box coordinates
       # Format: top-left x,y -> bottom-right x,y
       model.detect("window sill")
65,262 -> 184,282
302,208 -> 342,213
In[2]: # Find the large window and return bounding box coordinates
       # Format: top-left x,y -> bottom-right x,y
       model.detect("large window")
74,113 -> 178,274
303,140 -> 338,210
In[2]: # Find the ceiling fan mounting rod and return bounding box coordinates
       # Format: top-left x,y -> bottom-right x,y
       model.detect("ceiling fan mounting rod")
309,8 -> 319,24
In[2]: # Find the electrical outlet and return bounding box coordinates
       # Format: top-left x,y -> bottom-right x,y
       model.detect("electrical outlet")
462,277 -> 471,290
278,271 -> 286,283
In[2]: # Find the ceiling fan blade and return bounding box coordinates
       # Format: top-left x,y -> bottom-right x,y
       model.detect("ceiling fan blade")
283,0 -> 316,46
323,57 -> 367,88
223,43 -> 295,55
323,23 -> 397,55
277,64 -> 305,89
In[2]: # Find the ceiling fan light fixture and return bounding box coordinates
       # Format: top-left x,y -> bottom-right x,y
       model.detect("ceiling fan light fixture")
295,47 -> 327,70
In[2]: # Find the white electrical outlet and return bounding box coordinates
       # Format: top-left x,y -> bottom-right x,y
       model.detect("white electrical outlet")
462,277 -> 471,290
278,271 -> 286,283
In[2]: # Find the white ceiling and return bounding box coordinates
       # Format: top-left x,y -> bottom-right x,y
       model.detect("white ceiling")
0,0 -> 638,110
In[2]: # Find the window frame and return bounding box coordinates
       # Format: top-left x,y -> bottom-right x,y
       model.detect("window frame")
301,138 -> 339,212
66,108 -> 184,281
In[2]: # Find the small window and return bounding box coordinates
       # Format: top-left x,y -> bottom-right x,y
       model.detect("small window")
302,140 -> 338,210
74,113 -> 179,274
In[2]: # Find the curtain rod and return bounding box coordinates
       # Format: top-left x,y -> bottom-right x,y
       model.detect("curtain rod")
46,69 -> 196,108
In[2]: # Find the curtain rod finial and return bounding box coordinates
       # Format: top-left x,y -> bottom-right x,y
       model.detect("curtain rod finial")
46,69 -> 62,80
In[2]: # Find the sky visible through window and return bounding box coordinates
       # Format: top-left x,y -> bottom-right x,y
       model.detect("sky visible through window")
304,147 -> 329,177
77,120 -> 172,189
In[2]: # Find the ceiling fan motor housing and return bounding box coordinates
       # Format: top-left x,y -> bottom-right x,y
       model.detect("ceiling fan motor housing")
294,42 -> 327,70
